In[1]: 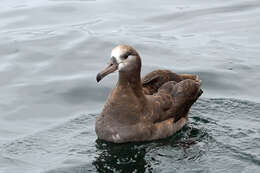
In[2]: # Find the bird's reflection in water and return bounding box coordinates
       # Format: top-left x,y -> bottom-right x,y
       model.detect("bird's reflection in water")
92,124 -> 204,173
45,125 -> 204,173
93,139 -> 153,173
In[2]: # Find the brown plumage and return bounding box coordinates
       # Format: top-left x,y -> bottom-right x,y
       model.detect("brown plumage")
96,45 -> 203,143
142,69 -> 200,95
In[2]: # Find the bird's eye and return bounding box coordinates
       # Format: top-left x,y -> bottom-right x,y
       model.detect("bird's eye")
121,52 -> 131,60
121,54 -> 128,60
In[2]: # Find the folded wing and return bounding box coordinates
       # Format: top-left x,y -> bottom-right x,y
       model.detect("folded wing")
142,69 -> 199,95
142,70 -> 203,122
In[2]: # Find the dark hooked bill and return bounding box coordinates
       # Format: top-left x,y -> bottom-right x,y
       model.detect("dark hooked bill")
96,57 -> 118,82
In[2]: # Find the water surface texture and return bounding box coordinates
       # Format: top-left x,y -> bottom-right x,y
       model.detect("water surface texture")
0,0 -> 260,172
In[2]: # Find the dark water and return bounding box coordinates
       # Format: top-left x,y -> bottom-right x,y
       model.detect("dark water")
0,0 -> 260,172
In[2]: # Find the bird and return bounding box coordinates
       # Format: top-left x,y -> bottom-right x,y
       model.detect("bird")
96,45 -> 202,143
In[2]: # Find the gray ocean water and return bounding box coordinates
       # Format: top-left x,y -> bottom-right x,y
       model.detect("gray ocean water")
0,0 -> 260,172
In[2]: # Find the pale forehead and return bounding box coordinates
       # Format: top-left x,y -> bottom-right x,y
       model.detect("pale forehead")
111,46 -> 126,58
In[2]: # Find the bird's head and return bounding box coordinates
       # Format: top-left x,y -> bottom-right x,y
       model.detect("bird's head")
96,45 -> 141,82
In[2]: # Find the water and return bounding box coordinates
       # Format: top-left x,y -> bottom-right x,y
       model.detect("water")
0,0 -> 259,172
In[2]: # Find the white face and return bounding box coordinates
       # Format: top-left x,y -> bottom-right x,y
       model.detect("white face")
111,46 -> 129,71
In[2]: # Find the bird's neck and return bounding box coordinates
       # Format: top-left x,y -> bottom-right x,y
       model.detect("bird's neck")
117,70 -> 143,97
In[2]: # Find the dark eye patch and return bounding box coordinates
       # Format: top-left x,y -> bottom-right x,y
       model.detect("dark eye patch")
120,51 -> 131,60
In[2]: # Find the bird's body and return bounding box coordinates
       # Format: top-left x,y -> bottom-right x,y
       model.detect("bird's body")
96,45 -> 202,143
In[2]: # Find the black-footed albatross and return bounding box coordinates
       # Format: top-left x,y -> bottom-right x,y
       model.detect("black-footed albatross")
96,45 -> 203,143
